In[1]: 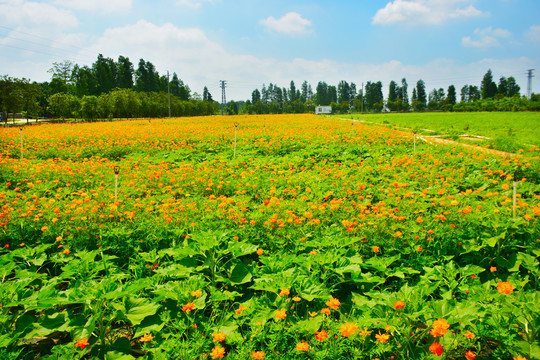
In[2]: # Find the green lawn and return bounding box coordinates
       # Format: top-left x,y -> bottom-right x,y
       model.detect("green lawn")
336,112 -> 540,151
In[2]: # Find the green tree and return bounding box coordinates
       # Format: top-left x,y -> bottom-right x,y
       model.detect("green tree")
93,54 -> 117,94
80,95 -> 98,120
73,65 -> 97,97
481,69 -> 497,99
289,81 -> 296,102
415,79 -> 427,106
48,60 -> 75,93
506,77 -> 520,97
117,56 -> 134,89
447,85 -> 457,105
48,93 -> 79,120
15,79 -> 41,122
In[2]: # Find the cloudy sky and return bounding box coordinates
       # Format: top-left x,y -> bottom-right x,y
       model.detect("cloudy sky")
0,0 -> 539,100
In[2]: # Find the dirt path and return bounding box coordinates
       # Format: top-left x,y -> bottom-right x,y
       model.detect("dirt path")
339,117 -> 518,158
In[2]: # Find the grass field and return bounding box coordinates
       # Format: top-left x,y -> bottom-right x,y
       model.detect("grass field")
336,112 -> 540,153
0,114 -> 539,359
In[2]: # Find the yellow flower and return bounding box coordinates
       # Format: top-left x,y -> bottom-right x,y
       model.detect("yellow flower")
375,331 -> 390,343
279,288 -> 290,296
292,296 -> 301,302
340,322 -> 358,337
430,318 -> 450,337
139,333 -> 154,342
497,281 -> 514,294
192,289 -> 203,297
275,309 -> 287,320
296,341 -> 310,351
326,297 -> 340,309
212,332 -> 226,342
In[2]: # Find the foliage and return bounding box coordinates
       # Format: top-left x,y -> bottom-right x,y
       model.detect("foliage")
0,114 -> 538,359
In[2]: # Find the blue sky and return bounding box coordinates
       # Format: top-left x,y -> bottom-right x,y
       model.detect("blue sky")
0,0 -> 539,100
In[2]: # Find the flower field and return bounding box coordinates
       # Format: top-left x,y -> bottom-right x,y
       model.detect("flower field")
0,114 -> 539,360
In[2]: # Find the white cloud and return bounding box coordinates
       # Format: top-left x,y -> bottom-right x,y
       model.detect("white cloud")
462,27 -> 511,48
525,25 -> 540,43
54,0 -> 132,14
260,12 -> 313,35
176,0 -> 219,8
0,0 -> 79,29
373,0 -> 485,25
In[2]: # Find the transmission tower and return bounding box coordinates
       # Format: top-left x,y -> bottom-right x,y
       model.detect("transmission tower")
220,80 -> 227,115
526,69 -> 535,99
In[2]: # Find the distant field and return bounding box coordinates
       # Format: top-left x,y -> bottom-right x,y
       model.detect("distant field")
336,112 -> 540,151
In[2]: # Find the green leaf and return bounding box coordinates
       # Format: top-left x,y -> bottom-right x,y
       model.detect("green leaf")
105,351 -> 136,360
124,297 -> 160,326
230,262 -> 252,285
134,314 -> 165,338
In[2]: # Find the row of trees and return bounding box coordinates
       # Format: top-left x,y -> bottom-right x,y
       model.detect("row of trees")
1,54 -> 221,122
241,69 -> 535,114
2,59 -> 538,121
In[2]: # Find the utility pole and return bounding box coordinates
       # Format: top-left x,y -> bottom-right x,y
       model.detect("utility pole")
220,80 -> 227,115
167,71 -> 171,117
527,69 -> 535,99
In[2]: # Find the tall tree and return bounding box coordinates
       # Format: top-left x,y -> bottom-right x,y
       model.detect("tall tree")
447,85 -> 456,105
506,77 -> 520,97
388,80 -> 398,103
252,89 -> 261,103
480,69 -> 497,99
301,81 -> 309,102
48,60 -> 75,92
315,81 -> 329,105
415,79 -> 427,105
289,81 -> 296,102
73,65 -> 97,97
338,80 -> 351,103
400,78 -> 409,105
203,86 -> 213,102
93,54 -> 117,94
117,56 -> 134,89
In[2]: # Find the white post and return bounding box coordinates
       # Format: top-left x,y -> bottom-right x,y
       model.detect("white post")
20,127 -> 23,159
233,123 -> 238,159
513,180 -> 517,219
114,166 -> 120,203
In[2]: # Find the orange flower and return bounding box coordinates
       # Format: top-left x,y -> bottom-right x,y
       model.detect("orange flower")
212,332 -> 226,342
250,351 -> 265,359
74,338 -> 90,349
315,330 -> 328,341
275,309 -> 287,320
464,330 -> 475,339
429,342 -> 444,356
192,289 -> 203,297
182,302 -> 195,312
375,331 -> 390,343
430,319 -> 450,337
63,248 -> 70,255
210,345 -> 226,359
497,281 -> 514,294
465,350 -> 476,359
320,307 -> 331,315
326,297 -> 340,309
394,300 -> 405,309
296,341 -> 310,351
292,296 -> 301,302
340,322 -> 358,337
372,245 -> 380,253
514,356 -> 528,360
139,333 -> 154,342
280,288 -> 290,296
359,327 -> 372,337
490,266 -> 497,272
235,304 -> 246,315
256,248 -> 264,255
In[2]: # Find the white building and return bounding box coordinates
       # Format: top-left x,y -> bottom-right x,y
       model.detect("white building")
315,106 -> 332,115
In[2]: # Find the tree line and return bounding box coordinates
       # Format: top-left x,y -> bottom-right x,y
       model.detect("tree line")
1,58 -> 539,123
0,54 -> 218,123
238,69 -> 538,115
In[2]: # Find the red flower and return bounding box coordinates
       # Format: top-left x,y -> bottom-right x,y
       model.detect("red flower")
429,342 -> 444,356
394,300 -> 405,309
182,302 -> 195,312
74,338 -> 90,350
465,350 -> 477,359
